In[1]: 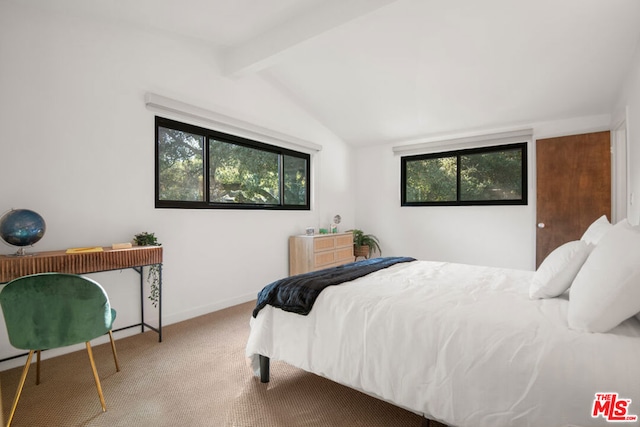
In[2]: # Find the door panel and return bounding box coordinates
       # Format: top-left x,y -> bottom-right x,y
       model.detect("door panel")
536,131 -> 611,267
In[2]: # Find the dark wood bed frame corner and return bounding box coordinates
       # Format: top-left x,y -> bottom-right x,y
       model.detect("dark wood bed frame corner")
259,354 -> 270,383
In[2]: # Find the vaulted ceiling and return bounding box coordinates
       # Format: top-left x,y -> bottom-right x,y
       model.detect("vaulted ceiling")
14,0 -> 640,146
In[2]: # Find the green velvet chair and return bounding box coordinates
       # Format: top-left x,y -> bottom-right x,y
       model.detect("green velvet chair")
0,273 -> 120,426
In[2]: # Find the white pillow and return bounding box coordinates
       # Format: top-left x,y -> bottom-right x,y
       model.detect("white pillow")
568,220 -> 640,332
529,240 -> 593,299
580,215 -> 611,245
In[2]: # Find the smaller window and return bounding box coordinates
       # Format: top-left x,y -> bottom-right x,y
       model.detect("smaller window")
401,143 -> 527,206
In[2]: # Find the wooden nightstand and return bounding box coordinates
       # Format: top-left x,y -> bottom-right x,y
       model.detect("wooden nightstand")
289,232 -> 354,276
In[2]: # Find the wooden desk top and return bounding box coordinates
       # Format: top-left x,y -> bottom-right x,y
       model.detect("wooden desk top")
0,246 -> 163,283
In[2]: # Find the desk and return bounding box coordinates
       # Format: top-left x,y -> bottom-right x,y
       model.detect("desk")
0,246 -> 163,362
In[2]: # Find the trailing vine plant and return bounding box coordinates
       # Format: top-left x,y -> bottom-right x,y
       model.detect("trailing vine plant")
134,232 -> 161,308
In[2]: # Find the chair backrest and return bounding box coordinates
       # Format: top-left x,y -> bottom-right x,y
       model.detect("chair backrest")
0,273 -> 114,350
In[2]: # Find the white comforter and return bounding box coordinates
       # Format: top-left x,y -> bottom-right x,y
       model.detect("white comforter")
246,261 -> 640,427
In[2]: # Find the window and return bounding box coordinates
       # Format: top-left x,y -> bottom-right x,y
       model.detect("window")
401,143 -> 527,206
156,117 -> 310,209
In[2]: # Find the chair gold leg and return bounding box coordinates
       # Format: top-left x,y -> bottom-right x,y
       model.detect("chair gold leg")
36,350 -> 41,385
108,330 -> 120,372
85,342 -> 107,412
6,350 -> 34,427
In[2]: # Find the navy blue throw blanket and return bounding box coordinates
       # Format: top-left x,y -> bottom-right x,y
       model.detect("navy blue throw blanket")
252,256 -> 415,318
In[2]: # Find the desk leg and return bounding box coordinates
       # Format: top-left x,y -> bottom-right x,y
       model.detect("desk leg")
158,264 -> 163,342
139,267 -> 145,335
135,264 -> 162,342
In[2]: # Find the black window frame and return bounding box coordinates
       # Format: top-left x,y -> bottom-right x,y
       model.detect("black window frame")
155,116 -> 311,210
401,142 -> 528,206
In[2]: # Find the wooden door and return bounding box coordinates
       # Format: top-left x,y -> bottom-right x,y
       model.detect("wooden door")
536,131 -> 611,267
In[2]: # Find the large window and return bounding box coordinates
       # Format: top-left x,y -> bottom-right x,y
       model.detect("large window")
156,117 -> 310,209
401,143 -> 527,206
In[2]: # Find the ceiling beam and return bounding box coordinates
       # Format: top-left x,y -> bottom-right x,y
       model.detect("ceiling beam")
220,0 -> 399,77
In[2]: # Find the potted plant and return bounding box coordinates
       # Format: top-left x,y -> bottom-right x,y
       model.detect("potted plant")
133,232 -> 159,247
134,232 -> 161,308
348,229 -> 382,259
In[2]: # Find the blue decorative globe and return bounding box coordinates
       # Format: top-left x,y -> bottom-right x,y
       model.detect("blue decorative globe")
0,209 -> 46,255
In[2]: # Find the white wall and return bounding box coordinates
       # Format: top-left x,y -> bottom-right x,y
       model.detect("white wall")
614,37 -> 640,226
353,116 -> 614,271
0,3 -> 355,367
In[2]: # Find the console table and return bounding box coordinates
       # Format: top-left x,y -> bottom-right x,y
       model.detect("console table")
0,246 -> 163,362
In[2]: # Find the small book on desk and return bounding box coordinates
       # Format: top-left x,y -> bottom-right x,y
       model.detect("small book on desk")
111,242 -> 132,250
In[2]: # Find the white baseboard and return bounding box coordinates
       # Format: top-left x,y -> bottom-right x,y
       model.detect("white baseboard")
162,292 -> 258,326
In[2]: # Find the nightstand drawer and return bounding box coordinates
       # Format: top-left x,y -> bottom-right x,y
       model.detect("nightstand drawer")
335,234 -> 353,248
336,246 -> 354,262
313,236 -> 337,252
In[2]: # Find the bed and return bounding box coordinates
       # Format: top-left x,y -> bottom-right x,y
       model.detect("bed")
246,217 -> 640,427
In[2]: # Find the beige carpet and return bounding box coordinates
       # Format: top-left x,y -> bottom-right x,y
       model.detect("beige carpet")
1,301 -> 445,427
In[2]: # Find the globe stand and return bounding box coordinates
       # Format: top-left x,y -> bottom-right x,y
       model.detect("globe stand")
8,247 -> 37,257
